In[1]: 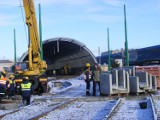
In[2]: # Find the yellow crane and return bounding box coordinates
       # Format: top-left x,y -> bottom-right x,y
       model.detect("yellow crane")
14,0 -> 47,94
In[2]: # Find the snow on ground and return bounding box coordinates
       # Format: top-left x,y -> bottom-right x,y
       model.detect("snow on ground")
39,100 -> 117,120
33,75 -> 85,100
1,100 -> 59,120
0,76 -> 87,119
0,76 -> 159,120
151,95 -> 160,118
48,76 -> 85,94
0,110 -> 14,116
109,99 -> 154,120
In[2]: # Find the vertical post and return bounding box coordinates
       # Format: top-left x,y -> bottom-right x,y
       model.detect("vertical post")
98,47 -> 101,65
107,28 -> 111,71
14,29 -> 17,63
39,3 -> 43,60
57,40 -> 59,53
124,4 -> 129,66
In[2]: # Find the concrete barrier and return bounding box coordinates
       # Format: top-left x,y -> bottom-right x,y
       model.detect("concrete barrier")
124,66 -> 136,76
152,75 -> 157,92
100,70 -> 130,95
112,69 -> 118,90
136,71 -> 149,90
100,72 -> 118,95
129,76 -> 145,94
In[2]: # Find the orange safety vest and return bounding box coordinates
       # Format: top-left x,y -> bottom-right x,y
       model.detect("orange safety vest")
0,76 -> 6,85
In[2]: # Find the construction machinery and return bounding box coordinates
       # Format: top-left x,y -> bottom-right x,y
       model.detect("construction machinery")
14,0 -> 47,94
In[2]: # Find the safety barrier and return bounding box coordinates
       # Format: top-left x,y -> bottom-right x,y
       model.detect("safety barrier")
100,66 -> 157,96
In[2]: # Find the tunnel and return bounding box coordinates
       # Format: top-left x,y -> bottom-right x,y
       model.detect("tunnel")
19,37 -> 97,76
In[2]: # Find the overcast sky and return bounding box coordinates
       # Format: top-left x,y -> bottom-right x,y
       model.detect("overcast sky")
0,0 -> 160,60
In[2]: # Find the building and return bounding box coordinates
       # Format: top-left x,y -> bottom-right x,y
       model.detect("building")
0,60 -> 14,72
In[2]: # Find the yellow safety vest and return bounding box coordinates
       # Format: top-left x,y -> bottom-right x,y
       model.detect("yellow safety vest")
9,80 -> 15,84
21,83 -> 32,91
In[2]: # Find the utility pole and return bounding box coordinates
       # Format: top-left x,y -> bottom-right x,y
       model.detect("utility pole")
107,28 -> 111,71
124,4 -> 129,66
14,29 -> 17,63
39,3 -> 43,60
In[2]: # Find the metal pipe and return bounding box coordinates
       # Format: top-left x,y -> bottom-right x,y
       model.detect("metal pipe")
124,4 -> 129,66
107,28 -> 111,71
14,29 -> 17,63
39,3 -> 43,60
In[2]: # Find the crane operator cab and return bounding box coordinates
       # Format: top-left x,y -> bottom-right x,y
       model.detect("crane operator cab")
15,62 -> 28,73
14,61 -> 48,95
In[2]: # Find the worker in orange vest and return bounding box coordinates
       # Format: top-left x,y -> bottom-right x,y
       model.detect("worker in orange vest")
0,71 -> 7,99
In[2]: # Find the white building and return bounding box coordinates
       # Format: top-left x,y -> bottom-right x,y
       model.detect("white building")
0,60 -> 14,72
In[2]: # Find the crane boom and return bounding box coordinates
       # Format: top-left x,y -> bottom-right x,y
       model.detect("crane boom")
23,0 -> 40,59
14,0 -> 47,94
22,0 -> 47,75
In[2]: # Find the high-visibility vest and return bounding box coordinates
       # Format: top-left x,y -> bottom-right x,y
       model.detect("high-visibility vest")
84,69 -> 91,80
0,80 -> 6,85
8,80 -> 15,88
9,80 -> 15,84
21,83 -> 32,91
1,76 -> 6,80
0,76 -> 6,85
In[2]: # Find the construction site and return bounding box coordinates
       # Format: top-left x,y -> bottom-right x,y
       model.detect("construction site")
0,0 -> 160,120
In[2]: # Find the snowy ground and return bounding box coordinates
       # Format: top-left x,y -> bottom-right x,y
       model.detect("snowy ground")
0,75 -> 159,120
39,100 -> 117,120
109,98 -> 154,120
151,95 -> 160,119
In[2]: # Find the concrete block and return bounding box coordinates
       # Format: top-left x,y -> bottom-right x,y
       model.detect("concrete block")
118,70 -> 126,89
152,75 -> 157,91
129,76 -> 144,93
100,72 -> 112,94
148,73 -> 152,90
136,71 -> 149,89
126,72 -> 130,93
112,69 -> 118,86
124,66 -> 136,76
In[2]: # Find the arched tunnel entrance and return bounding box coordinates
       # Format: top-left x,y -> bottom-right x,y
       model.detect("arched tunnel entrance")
20,37 -> 97,76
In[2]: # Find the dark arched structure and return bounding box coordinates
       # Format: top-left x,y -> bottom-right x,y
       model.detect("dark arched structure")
20,37 -> 97,75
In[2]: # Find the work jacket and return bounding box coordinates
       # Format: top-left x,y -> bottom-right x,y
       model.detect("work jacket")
92,68 -> 101,82
21,81 -> 32,97
9,80 -> 16,91
0,76 -> 7,87
84,69 -> 92,81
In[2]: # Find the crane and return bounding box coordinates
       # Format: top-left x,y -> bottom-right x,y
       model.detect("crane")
14,0 -> 47,94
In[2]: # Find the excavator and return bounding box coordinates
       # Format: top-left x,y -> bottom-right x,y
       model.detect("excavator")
14,0 -> 47,94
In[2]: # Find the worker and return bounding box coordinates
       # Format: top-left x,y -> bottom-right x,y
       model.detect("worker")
84,63 -> 92,95
20,77 -> 32,106
8,75 -> 16,99
92,63 -> 101,96
0,71 -> 7,99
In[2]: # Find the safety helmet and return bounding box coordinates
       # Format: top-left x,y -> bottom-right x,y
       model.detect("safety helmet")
9,75 -> 14,79
23,77 -> 29,80
2,70 -> 6,74
85,63 -> 90,67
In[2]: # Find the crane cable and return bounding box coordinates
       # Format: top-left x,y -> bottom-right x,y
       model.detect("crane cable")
19,0 -> 28,45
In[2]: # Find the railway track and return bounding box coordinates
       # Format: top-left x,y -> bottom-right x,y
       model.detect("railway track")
150,95 -> 160,120
0,94 -> 158,120
0,77 -> 159,120
106,96 -> 156,120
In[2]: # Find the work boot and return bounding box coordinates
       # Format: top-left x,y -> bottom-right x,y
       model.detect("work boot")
11,96 -> 15,100
86,91 -> 90,96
